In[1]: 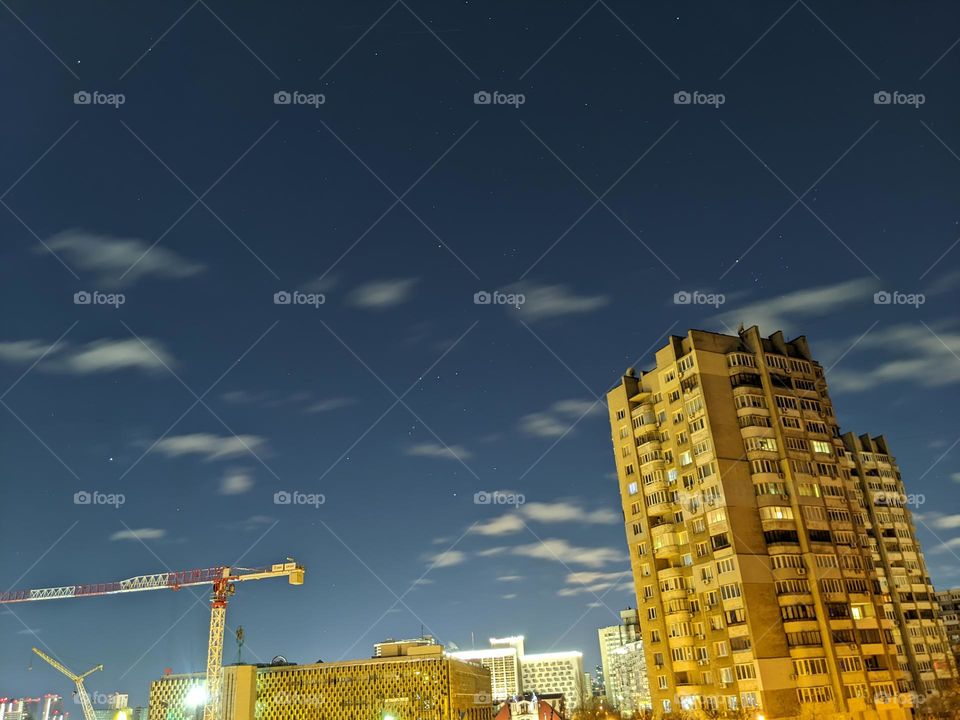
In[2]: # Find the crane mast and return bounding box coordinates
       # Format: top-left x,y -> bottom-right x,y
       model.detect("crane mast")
3,560 -> 304,720
31,647 -> 102,720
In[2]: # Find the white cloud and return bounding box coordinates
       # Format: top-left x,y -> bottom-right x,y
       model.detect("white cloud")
522,501 -> 619,525
471,514 -> 525,536
411,578 -> 434,586
519,412 -> 568,438
152,433 -> 268,462
925,514 -> 960,530
519,399 -> 602,438
219,469 -> 254,495
0,340 -> 60,363
406,442 -> 472,462
425,550 -> 466,568
0,337 -> 176,375
477,547 -> 508,557
42,230 -> 204,286
56,338 -> 174,375
497,575 -> 522,582
511,539 -> 626,568
110,528 -> 166,542
501,593 -> 517,600
827,323 -> 960,393
716,277 -> 877,336
557,570 -> 631,596
348,278 -> 417,309
510,282 -> 608,322
929,537 -> 960,555
305,397 -> 356,414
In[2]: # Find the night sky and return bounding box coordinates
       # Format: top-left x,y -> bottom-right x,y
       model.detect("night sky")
2,1 -> 959,708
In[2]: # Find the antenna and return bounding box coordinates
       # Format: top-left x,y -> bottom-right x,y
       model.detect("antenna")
236,626 -> 245,665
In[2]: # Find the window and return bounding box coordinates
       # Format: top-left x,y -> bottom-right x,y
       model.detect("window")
627,481 -> 638,495
624,464 -> 635,476
781,415 -> 801,429
759,505 -> 794,521
745,436 -> 778,452
811,440 -> 833,455
616,408 -> 626,420
679,451 -> 693,466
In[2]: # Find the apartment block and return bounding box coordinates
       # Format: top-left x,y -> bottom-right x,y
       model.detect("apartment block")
606,326 -> 957,720
451,636 -> 585,709
935,588 -> 960,670
598,608 -> 651,713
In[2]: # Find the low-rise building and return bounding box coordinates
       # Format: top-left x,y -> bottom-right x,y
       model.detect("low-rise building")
148,646 -> 492,720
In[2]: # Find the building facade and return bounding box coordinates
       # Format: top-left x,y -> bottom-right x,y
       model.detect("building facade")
606,327 -> 958,719
148,649 -> 492,720
598,608 -> 650,713
520,653 -> 584,711
451,637 -> 584,710
935,588 -> 960,670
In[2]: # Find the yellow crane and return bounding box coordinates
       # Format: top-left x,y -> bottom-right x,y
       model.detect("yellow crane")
31,647 -> 102,720
3,560 -> 304,720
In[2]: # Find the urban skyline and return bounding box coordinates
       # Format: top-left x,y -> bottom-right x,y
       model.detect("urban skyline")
2,0 -> 960,715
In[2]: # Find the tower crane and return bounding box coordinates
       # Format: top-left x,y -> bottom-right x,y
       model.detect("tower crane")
1,560 -> 304,720
31,647 -> 102,720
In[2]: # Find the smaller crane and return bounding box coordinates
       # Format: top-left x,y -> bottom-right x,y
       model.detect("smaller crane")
32,647 -> 102,720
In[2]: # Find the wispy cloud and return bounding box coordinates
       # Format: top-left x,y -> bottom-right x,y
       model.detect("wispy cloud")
110,528 -> 166,542
472,515 -> 526,536
827,323 -> 960,392
522,501 -> 618,525
471,500 -> 619,538
519,399 -> 603,438
425,549 -> 467,568
715,277 -> 877,335
0,337 -> 176,375
557,569 -> 630,596
497,575 -> 522,582
510,282 -> 608,322
305,397 -> 356,414
152,433 -> 268,462
348,278 -> 417,309
40,230 -> 204,286
406,442 -> 472,462
219,469 -> 254,495
511,539 -> 626,568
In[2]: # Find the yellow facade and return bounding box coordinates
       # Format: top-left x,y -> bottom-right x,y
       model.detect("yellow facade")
149,654 -> 492,720
606,327 -> 957,720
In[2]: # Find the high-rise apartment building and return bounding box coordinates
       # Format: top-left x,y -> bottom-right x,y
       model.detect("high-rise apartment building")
935,588 -> 960,669
598,608 -> 650,713
606,327 -> 957,719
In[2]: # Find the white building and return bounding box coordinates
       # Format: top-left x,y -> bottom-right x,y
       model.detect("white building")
598,608 -> 650,713
451,635 -> 585,709
449,645 -> 522,700
521,652 -> 585,709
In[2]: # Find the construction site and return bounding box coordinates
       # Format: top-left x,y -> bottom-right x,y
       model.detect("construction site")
0,559 -> 492,720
